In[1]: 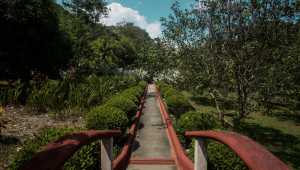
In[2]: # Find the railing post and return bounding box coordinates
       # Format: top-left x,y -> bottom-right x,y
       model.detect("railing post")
101,137 -> 113,170
194,138 -> 207,170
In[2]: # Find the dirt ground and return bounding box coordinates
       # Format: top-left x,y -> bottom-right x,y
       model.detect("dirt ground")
0,105 -> 84,170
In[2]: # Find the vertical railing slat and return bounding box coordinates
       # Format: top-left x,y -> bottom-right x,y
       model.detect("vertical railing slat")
101,137 -> 113,170
195,138 -> 207,170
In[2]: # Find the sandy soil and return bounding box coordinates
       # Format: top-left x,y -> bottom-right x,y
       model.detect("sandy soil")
0,105 -> 84,170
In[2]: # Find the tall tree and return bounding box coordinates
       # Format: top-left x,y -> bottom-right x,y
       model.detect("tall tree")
0,0 -> 73,79
161,0 -> 300,124
63,0 -> 107,24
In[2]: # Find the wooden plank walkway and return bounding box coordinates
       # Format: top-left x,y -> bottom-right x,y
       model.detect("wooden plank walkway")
127,84 -> 176,170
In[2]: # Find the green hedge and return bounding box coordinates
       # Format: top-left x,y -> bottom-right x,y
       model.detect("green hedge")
85,81 -> 146,132
157,82 -> 193,117
178,111 -> 220,130
86,106 -> 128,132
165,94 -> 193,117
9,81 -> 147,170
105,96 -> 137,118
207,141 -> 248,170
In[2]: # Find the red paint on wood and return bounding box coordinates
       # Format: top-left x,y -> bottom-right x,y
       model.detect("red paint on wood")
112,86 -> 147,170
130,158 -> 175,165
156,87 -> 194,170
186,131 -> 289,170
22,130 -> 121,170
21,85 -> 148,170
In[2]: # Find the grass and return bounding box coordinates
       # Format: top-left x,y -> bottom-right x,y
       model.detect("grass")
183,91 -> 300,170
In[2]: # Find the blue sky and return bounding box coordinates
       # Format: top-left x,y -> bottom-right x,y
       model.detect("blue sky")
106,0 -> 195,22
57,0 -> 196,38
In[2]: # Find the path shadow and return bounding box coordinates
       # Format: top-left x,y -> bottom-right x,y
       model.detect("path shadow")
237,122 -> 300,169
191,95 -> 237,110
138,122 -> 144,130
271,110 -> 300,125
131,139 -> 140,152
0,135 -> 20,145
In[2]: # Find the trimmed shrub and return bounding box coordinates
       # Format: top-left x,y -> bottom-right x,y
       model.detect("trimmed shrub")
165,94 -> 193,117
138,81 -> 147,89
157,82 -> 193,117
120,91 -> 139,104
207,141 -> 248,170
178,111 -> 220,130
86,106 -> 128,132
105,95 -> 137,118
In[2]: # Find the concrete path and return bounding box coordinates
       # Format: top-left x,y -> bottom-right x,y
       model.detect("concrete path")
127,84 -> 176,170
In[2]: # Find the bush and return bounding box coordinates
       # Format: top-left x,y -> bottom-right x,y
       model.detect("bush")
207,141 -> 248,170
187,140 -> 248,170
9,128 -> 101,170
86,106 -> 128,132
26,75 -> 140,113
27,80 -> 65,112
105,95 -> 137,118
119,86 -> 144,104
165,94 -> 193,117
177,112 -> 247,170
138,81 -> 147,89
178,111 -> 220,131
0,80 -> 24,105
157,82 -> 193,117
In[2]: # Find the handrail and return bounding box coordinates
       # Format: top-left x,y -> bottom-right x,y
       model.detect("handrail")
156,86 -> 194,170
21,85 -> 148,170
21,130 -> 121,170
186,131 -> 289,170
112,85 -> 148,170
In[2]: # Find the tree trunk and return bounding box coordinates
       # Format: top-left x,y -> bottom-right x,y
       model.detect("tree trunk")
209,90 -> 224,124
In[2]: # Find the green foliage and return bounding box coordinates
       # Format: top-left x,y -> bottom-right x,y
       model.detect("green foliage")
165,94 -> 193,117
0,80 -> 24,105
119,85 -> 145,104
158,82 -> 193,117
0,0 -> 73,79
27,80 -> 64,112
85,81 -> 146,131
26,75 -> 139,113
63,0 -> 107,24
178,111 -> 220,131
86,106 -> 128,132
177,111 -> 246,170
9,127 -> 101,170
161,0 -> 300,124
105,96 -> 137,118
187,140 -> 248,170
63,142 -> 100,170
207,141 -> 248,170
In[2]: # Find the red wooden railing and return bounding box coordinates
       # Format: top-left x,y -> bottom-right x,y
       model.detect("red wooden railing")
21,84 -> 290,170
22,130 -> 121,170
186,131 -> 290,170
112,86 -> 147,170
156,87 -> 194,170
21,85 -> 148,170
155,85 -> 289,170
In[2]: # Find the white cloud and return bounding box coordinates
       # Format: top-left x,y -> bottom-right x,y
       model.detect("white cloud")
101,3 -> 161,38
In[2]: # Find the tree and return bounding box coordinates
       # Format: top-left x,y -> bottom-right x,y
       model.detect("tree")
161,0 -> 300,125
0,0 -> 73,80
63,0 -> 107,24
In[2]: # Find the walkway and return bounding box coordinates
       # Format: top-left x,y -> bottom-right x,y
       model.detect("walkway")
127,84 -> 176,170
